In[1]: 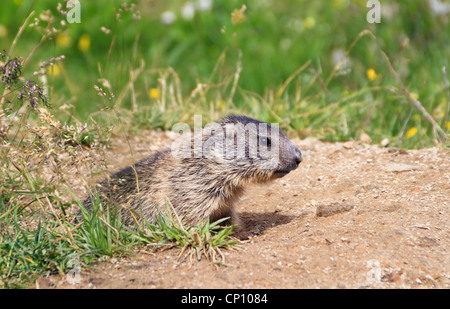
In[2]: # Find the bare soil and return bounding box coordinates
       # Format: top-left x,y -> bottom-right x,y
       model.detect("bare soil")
41,132 -> 449,289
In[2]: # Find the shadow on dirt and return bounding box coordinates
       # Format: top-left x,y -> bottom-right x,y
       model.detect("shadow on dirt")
235,211 -> 295,240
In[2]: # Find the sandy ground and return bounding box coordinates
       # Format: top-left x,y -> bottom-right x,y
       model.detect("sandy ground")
38,132 -> 449,289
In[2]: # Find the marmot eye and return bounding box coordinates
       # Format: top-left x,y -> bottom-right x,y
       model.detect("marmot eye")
259,136 -> 271,146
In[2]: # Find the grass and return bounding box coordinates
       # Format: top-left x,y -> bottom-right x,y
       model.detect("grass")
134,202 -> 238,266
1,180 -> 237,288
1,0 -> 449,146
0,0 -> 449,288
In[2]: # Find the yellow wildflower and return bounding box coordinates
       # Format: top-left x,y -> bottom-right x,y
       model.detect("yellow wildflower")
332,0 -> 347,9
56,32 -> 72,48
47,64 -> 61,77
406,127 -> 418,138
78,34 -> 91,52
410,92 -> 419,100
231,5 -> 246,25
149,88 -> 160,99
217,100 -> 226,111
0,25 -> 8,38
304,16 -> 316,30
366,68 -> 378,81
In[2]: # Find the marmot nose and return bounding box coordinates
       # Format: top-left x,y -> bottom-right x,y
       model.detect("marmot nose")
294,148 -> 303,166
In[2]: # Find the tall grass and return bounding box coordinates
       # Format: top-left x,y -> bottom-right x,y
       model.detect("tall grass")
1,0 -> 448,147
0,0 -> 448,288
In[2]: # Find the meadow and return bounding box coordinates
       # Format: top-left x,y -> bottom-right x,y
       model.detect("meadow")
0,0 -> 448,287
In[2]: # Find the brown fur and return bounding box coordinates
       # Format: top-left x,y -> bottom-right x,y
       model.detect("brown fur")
79,115 -> 302,228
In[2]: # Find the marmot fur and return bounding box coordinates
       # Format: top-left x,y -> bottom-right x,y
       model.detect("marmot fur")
79,115 -> 302,228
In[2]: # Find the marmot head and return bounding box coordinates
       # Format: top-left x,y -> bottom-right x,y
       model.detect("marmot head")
217,115 -> 302,181
172,115 -> 302,183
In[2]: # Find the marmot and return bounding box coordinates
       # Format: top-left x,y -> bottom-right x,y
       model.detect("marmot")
79,115 -> 302,229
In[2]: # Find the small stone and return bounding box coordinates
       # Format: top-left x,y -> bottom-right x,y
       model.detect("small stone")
384,163 -> 423,172
380,138 -> 390,147
359,131 -> 372,144
316,203 -> 354,217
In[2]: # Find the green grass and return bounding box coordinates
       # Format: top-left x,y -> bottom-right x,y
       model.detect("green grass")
0,183 -> 237,288
134,202 -> 238,265
0,0 -> 448,147
0,0 -> 449,288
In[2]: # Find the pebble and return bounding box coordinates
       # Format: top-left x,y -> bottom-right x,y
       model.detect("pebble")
316,203 -> 354,217
384,163 -> 423,172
